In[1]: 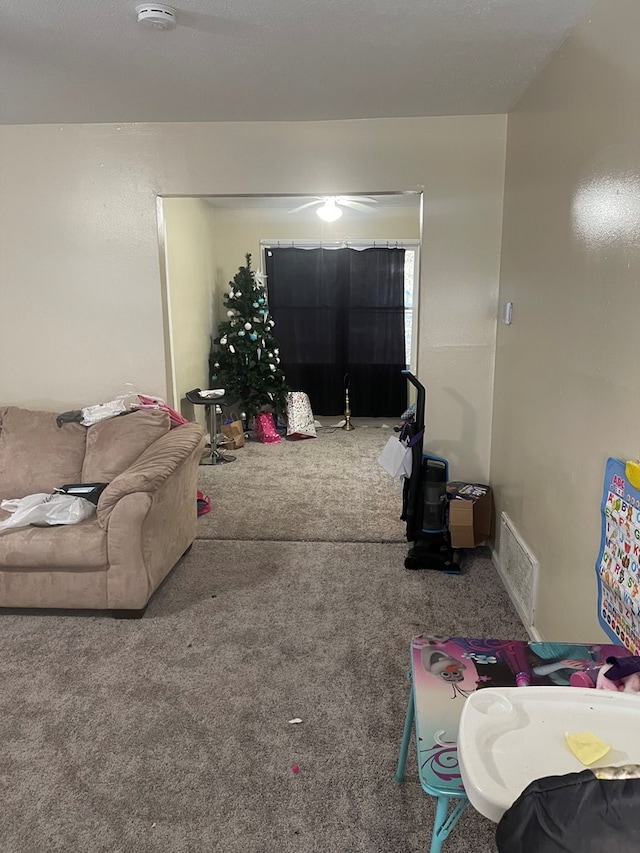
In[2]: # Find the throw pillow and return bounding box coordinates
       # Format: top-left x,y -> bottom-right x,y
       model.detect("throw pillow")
82,409 -> 170,483
0,407 -> 87,500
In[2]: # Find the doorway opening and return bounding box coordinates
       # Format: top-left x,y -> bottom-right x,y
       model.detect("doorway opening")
157,191 -> 422,420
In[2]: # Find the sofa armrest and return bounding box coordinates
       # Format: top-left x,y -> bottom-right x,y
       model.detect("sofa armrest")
96,422 -> 205,529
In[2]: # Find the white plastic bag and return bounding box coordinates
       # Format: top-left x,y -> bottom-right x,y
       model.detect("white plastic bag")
378,436 -> 413,481
80,399 -> 128,426
79,387 -> 145,426
0,493 -> 96,533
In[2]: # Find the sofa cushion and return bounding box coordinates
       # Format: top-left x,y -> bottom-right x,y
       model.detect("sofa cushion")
82,409 -> 170,483
0,510 -> 107,569
0,407 -> 87,501
96,422 -> 204,528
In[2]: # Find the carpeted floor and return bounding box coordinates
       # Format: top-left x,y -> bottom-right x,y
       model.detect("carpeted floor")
0,425 -> 526,853
196,420 -> 405,542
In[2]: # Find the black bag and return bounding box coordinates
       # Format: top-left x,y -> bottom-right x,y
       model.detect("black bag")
54,483 -> 108,506
496,769 -> 640,853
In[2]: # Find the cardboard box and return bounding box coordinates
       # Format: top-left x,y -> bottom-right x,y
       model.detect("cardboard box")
447,482 -> 492,548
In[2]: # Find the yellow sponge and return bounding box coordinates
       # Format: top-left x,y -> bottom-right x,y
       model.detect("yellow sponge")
565,731 -> 611,766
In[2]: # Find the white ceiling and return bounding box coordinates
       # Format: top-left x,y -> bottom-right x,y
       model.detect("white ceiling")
1,0 -> 595,126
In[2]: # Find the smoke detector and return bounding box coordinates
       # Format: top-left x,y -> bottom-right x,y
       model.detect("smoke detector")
135,4 -> 177,30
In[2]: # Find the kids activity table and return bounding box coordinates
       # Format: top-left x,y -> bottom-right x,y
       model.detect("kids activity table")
394,635 -> 623,853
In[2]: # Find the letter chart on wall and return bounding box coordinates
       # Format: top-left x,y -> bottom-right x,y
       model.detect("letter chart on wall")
597,457 -> 640,654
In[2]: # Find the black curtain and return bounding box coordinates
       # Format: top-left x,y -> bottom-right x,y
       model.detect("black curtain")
265,247 -> 407,417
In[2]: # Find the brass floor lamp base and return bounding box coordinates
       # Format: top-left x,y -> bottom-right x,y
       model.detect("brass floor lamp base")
342,388 -> 355,430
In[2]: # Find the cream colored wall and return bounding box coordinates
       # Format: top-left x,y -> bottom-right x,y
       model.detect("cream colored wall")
162,197 -> 216,423
419,134 -> 506,482
0,116 -> 505,480
492,0 -> 640,641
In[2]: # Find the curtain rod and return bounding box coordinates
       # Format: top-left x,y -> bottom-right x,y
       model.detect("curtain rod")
260,239 -> 419,250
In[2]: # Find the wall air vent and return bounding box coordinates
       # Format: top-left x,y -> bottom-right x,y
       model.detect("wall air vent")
498,513 -> 539,632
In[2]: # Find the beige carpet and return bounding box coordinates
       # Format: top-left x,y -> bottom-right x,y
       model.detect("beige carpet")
0,541 -> 525,853
0,421 -> 526,853
197,420 -> 406,542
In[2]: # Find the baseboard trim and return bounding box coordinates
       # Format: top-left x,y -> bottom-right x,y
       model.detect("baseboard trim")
490,543 -> 543,642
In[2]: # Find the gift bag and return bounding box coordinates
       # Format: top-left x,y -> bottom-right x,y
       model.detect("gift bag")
254,412 -> 281,444
286,391 -> 317,439
221,414 -> 245,449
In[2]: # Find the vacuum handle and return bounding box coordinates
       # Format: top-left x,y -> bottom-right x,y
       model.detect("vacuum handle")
401,370 -> 425,432
401,370 -> 425,394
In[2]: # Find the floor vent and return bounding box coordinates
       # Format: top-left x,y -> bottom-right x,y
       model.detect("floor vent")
498,513 -> 539,630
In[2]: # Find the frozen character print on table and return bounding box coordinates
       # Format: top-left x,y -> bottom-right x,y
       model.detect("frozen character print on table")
421,648 -> 473,699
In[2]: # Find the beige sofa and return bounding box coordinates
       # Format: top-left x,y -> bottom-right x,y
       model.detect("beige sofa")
0,406 -> 205,615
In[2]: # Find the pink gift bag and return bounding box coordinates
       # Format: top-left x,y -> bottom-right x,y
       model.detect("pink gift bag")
254,412 -> 281,444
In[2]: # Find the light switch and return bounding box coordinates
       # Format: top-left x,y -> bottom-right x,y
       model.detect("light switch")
501,302 -> 513,325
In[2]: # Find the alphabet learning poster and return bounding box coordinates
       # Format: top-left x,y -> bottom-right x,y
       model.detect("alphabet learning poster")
596,458 -> 640,653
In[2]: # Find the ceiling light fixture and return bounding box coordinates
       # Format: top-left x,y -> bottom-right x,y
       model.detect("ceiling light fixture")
135,4 -> 177,30
316,197 -> 343,223
289,195 -> 378,217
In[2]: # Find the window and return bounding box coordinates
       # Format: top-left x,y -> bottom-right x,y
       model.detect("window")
404,249 -> 415,367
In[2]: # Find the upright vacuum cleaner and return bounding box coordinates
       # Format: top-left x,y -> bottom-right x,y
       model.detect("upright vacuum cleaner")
400,370 -> 461,573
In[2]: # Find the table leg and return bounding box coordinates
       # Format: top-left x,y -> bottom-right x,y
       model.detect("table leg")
395,653 -> 469,853
395,683 -> 415,783
430,795 -> 469,853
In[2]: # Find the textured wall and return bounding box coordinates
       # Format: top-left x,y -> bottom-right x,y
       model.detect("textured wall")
492,0 -> 640,641
0,116 -> 506,480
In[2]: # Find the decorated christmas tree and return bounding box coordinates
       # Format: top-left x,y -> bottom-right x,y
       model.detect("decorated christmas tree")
211,254 -> 289,418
